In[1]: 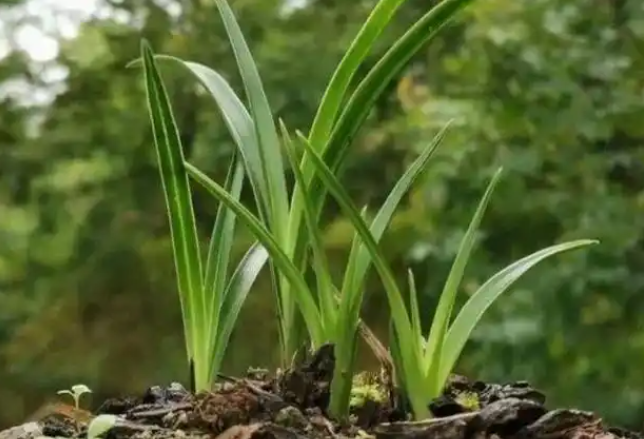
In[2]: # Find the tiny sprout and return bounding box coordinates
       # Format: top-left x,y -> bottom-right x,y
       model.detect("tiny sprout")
57,384 -> 92,409
87,415 -> 117,439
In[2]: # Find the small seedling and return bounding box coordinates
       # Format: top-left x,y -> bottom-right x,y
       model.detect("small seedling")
57,384 -> 92,409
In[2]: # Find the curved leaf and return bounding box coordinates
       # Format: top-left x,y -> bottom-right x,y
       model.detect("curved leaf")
141,41 -> 205,385
295,131 -> 428,419
424,168 -> 503,395
153,55 -> 269,221
345,123 -> 450,314
281,121 -> 337,332
214,0 -> 289,239
308,0 -> 408,148
185,161 -> 325,346
438,239 -> 599,387
212,242 -> 269,375
299,0 -> 476,252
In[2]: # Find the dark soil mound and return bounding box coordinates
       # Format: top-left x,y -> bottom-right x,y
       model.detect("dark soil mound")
1,346 -> 641,439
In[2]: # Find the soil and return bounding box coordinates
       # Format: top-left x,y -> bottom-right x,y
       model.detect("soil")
2,344 -> 641,439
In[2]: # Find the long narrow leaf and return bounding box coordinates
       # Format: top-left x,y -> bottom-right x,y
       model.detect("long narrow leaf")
295,131 -> 429,418
212,242 -> 269,376
287,0 -> 475,320
296,0 -> 475,264
424,168 -> 503,395
345,123 -> 450,311
205,155 -> 244,308
141,41 -> 205,383
215,0 -> 298,361
185,161 -> 325,346
281,121 -> 337,333
126,55 -> 269,218
308,0 -> 408,148
437,239 -> 599,388
288,0 -> 411,284
329,126 -> 448,415
327,0 -> 475,173
407,269 -> 423,350
204,155 -> 245,382
214,0 -> 289,237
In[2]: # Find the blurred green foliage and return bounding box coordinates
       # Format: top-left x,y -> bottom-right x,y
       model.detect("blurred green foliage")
0,0 -> 643,430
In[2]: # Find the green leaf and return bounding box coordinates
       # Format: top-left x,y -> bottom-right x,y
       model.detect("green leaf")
214,0 -> 289,238
212,242 -> 269,375
328,0 -> 475,170
87,415 -> 117,439
407,269 -> 423,352
344,123 -> 450,315
204,155 -> 245,383
288,0 -> 411,293
204,156 -> 244,312
140,40 -> 205,385
214,0 -> 302,362
438,239 -> 599,388
298,0 -> 476,253
424,168 -> 503,396
295,131 -> 428,419
185,161 -> 325,347
285,0 -> 474,319
151,55 -> 269,221
281,121 -> 337,334
328,125 -> 447,417
308,0 -> 409,149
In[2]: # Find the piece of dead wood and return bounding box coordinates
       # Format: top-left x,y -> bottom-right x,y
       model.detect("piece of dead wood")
373,412 -> 477,439
129,403 -> 193,419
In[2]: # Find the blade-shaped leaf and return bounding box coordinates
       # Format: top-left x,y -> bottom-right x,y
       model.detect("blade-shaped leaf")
205,155 -> 244,310
424,168 -> 503,394
185,161 -> 325,346
288,0 -> 411,285
308,0 -> 408,149
281,121 -> 337,333
295,0 -> 475,263
329,125 -> 447,416
286,1 -> 474,323
407,269 -> 423,350
150,56 -> 270,221
215,0 -> 299,361
293,132 -> 410,339
345,123 -> 450,311
437,239 -> 599,387
212,242 -> 269,376
295,131 -> 429,419
204,155 -> 245,383
214,0 -> 289,239
141,40 -> 204,370
327,0 -> 475,172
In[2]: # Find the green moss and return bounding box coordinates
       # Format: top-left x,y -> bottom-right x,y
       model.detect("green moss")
349,372 -> 386,408
454,390 -> 480,411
